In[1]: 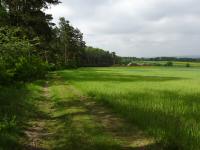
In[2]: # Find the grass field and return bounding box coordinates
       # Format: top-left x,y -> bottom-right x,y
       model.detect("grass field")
58,66 -> 200,149
1,66 -> 200,149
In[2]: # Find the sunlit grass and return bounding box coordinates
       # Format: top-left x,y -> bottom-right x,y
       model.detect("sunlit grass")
1,66 -> 200,149
47,78 -> 123,150
58,66 -> 200,149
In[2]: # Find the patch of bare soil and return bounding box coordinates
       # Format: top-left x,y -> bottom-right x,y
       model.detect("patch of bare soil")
24,81 -> 53,150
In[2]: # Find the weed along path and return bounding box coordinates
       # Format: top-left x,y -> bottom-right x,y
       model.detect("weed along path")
23,73 -> 156,150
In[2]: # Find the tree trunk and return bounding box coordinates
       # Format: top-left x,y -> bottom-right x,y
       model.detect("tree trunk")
64,44 -> 67,65
45,50 -> 48,63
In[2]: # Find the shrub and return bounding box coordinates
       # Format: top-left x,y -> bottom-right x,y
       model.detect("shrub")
153,63 -> 162,66
65,59 -> 78,69
0,27 -> 48,84
0,62 -> 13,84
165,61 -> 173,67
186,63 -> 190,67
14,57 -> 48,81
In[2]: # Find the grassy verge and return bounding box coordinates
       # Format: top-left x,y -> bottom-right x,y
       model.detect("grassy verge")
0,81 -> 44,150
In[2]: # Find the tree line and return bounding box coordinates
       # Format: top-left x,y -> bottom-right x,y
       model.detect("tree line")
0,0 -> 119,84
121,56 -> 200,65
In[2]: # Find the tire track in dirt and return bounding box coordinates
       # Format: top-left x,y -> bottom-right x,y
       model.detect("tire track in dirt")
23,77 -> 159,150
67,85 -> 157,150
24,81 -> 54,150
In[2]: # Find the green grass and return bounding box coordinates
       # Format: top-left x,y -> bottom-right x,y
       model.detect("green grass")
46,75 -> 158,149
0,81 -> 45,149
0,73 -> 155,150
57,66 -> 200,150
1,66 -> 200,149
46,75 -> 126,150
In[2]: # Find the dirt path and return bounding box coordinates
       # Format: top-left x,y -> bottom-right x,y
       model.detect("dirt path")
23,78 -> 157,150
24,81 -> 54,150
68,86 -> 156,150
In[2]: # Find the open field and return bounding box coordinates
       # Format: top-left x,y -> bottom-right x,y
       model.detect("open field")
2,0 -> 200,149
1,66 -> 200,149
58,66 -> 200,149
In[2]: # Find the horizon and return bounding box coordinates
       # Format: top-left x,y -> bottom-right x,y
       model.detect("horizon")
120,55 -> 200,58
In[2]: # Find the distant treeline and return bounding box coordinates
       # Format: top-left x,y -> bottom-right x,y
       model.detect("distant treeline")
0,0 -> 118,84
80,47 -> 121,67
145,57 -> 200,62
121,57 -> 200,65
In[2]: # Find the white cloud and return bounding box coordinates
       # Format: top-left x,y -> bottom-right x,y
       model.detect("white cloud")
47,0 -> 200,57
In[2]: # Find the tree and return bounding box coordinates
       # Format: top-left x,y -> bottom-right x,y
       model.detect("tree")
58,17 -> 71,65
0,0 -> 120,82
0,1 -> 8,26
81,47 -> 118,67
50,17 -> 85,68
1,0 -> 60,40
186,63 -> 190,67
0,26 -> 47,84
165,61 -> 173,67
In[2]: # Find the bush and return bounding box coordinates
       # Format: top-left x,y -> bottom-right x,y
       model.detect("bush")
0,62 -> 13,84
153,63 -> 162,66
165,61 -> 173,67
186,63 -> 190,67
14,57 -> 48,82
0,27 -> 48,84
65,59 -> 78,69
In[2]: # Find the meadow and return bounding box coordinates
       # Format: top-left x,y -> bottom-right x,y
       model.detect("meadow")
58,66 -> 200,149
1,66 -> 200,149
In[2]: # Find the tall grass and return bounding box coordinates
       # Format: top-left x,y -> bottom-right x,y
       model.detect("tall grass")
0,81 -> 44,149
59,67 -> 200,149
47,77 -> 123,150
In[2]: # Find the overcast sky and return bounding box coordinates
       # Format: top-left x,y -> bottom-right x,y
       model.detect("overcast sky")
46,0 -> 200,57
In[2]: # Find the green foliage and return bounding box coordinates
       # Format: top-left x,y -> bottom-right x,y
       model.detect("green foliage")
0,82 -> 44,149
124,60 -> 200,67
164,61 -> 173,67
1,0 -> 60,40
1,0 -> 119,71
49,17 -> 86,68
81,46 -> 118,67
49,18 -> 118,68
186,63 -> 190,67
14,57 -> 48,81
127,61 -> 163,67
0,61 -> 12,83
0,2 -> 8,26
0,27 -> 48,84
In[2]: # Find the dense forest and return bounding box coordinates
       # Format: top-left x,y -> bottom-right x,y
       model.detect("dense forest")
0,0 -> 119,84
